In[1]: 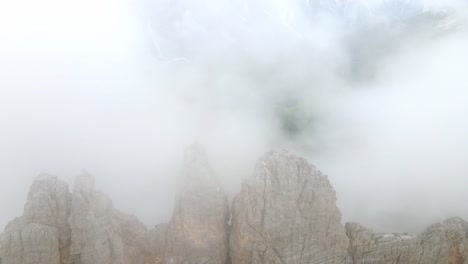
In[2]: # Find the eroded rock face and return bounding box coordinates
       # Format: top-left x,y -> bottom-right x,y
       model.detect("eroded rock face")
0,174 -> 71,264
158,143 -> 230,264
68,173 -> 149,264
230,150 -> 351,264
346,217 -> 468,264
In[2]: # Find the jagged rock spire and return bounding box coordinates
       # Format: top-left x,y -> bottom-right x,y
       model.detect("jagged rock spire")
229,150 -> 351,263
152,143 -> 230,264
68,172 -> 149,264
0,174 -> 71,264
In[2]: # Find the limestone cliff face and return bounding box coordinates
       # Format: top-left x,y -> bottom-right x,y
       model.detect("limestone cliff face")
0,174 -> 71,264
68,173 -> 149,264
229,150 -> 351,264
150,143 -> 230,264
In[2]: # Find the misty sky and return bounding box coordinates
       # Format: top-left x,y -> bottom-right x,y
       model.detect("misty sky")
1,0 -> 468,234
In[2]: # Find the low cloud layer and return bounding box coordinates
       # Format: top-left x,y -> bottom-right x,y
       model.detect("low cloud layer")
0,0 -> 467,233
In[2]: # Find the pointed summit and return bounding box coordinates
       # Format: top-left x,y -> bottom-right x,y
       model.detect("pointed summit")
69,172 -> 148,264
184,142 -> 208,162
73,170 -> 95,194
156,143 -> 230,264
179,142 -> 220,191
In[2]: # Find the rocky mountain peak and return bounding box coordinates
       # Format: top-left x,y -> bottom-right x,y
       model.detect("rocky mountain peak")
23,174 -> 70,226
154,143 -> 230,264
0,174 -> 71,264
73,171 -> 95,194
230,149 -> 351,263
68,171 -> 148,264
180,142 -> 220,190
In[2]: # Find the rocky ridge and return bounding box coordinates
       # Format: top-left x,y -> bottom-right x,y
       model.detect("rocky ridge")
346,217 -> 468,264
1,146 -> 467,264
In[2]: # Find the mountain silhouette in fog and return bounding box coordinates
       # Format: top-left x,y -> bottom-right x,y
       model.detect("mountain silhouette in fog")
1,145 -> 467,264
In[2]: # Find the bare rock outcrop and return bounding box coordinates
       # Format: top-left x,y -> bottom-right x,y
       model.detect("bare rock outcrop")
68,172 -> 149,264
0,174 -> 71,264
229,150 -> 351,264
151,143 -> 230,264
346,217 -> 468,264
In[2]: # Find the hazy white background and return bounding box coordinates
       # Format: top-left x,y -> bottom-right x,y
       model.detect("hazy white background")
1,0 -> 467,233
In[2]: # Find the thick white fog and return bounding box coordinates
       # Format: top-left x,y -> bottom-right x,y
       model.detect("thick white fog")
1,0 -> 467,234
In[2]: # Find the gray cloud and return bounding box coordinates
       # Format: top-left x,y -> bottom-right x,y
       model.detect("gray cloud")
0,0 -> 467,234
